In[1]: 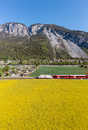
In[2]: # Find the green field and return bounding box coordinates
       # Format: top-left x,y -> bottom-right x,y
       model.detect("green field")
31,65 -> 88,77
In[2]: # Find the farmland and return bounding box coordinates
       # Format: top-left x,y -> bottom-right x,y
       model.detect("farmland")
31,65 -> 88,77
0,79 -> 88,129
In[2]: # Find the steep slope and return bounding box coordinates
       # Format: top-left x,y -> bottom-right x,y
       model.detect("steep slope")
0,34 -> 54,60
29,24 -> 88,58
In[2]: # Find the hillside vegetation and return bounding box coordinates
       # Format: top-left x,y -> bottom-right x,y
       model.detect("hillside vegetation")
0,22 -> 88,60
0,35 -> 55,60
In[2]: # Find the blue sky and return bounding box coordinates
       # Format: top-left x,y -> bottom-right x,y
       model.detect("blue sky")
0,0 -> 88,31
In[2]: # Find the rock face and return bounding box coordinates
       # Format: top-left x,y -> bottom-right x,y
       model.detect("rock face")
0,22 -> 88,58
0,23 -> 29,37
29,24 -> 88,58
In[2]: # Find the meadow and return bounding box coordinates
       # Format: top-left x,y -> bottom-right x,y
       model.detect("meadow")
0,79 -> 88,129
31,65 -> 88,77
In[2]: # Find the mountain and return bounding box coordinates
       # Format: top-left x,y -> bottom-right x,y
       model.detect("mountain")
0,23 -> 29,37
0,22 -> 88,60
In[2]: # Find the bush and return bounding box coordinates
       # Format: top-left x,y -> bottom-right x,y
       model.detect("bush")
84,65 -> 88,68
0,72 -> 2,77
80,64 -> 84,68
2,65 -> 10,73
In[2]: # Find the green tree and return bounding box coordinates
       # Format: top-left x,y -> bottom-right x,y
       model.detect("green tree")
34,59 -> 40,71
2,65 -> 10,73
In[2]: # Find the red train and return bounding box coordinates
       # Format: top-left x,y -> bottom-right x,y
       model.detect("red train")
53,75 -> 88,79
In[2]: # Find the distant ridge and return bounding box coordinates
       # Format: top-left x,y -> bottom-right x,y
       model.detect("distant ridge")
0,22 -> 88,59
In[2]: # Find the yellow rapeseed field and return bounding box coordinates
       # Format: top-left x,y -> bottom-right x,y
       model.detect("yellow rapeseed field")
0,79 -> 88,129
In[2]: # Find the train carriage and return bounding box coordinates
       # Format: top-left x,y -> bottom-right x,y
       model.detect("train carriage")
53,75 -> 88,79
